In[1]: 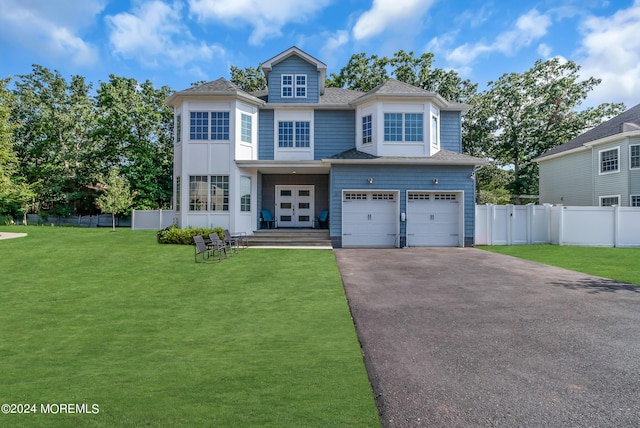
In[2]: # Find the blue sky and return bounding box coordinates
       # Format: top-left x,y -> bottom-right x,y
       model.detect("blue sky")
0,0 -> 638,108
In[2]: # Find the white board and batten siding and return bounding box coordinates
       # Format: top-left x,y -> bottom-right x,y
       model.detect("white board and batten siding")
341,190 -> 398,247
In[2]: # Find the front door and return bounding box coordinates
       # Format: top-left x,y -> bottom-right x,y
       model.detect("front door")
276,185 -> 314,228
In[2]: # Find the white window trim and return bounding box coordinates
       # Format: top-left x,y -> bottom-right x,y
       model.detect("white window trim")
431,114 -> 439,148
599,194 -> 621,206
240,113 -> 252,144
598,146 -> 620,175
383,112 -> 424,144
629,144 -> 640,170
281,74 -> 307,99
273,110 -> 314,160
630,194 -> 640,207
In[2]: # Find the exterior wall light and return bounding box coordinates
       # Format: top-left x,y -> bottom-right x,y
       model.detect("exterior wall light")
433,178 -> 439,185
367,177 -> 373,184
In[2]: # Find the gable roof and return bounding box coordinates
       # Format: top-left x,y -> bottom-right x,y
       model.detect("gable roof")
166,77 -> 264,107
537,103 -> 640,160
351,79 -> 470,113
261,46 -> 327,94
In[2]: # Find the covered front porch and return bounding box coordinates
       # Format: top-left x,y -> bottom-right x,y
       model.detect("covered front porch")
236,160 -> 330,231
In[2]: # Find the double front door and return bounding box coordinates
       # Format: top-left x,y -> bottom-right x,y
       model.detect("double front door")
275,185 -> 314,228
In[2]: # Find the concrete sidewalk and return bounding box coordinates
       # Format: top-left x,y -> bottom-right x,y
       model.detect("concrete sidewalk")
335,247 -> 640,427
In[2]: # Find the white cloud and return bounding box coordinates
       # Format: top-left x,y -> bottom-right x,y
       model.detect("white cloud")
0,0 -> 103,66
106,1 -> 226,68
188,0 -> 332,45
537,43 -> 552,58
446,9 -> 552,66
576,1 -> 640,107
352,0 -> 436,41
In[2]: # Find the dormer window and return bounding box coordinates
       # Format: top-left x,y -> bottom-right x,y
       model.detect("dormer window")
281,74 -> 307,98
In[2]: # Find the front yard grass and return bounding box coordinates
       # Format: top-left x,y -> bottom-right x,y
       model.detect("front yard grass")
0,226 -> 379,427
479,245 -> 640,286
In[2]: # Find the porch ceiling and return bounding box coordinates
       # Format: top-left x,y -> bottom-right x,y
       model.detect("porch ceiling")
235,160 -> 330,175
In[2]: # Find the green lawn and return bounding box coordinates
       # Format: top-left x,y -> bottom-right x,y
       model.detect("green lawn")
479,244 -> 640,286
0,227 -> 379,428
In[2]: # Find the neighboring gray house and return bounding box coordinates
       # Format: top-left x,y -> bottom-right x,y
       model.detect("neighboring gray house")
167,46 -> 484,247
536,103 -> 640,207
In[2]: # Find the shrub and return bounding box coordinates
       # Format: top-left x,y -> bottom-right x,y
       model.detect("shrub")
0,214 -> 15,226
157,225 -> 224,245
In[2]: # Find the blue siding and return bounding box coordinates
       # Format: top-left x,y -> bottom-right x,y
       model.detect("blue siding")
258,110 -> 274,160
329,164 -> 476,246
441,111 -> 462,153
314,110 -> 356,159
268,56 -> 320,103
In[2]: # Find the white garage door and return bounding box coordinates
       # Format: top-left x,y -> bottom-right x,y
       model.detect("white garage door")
406,192 -> 461,246
342,191 -> 398,247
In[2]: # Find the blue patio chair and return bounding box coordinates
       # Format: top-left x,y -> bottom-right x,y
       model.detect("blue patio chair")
318,209 -> 329,229
261,209 -> 275,229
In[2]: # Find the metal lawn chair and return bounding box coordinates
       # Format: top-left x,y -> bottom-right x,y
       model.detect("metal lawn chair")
193,235 -> 223,263
223,229 -> 240,254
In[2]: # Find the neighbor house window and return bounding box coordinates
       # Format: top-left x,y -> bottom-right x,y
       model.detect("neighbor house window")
210,176 -> 229,211
599,147 -> 619,173
190,112 -> 208,140
431,116 -> 438,147
278,121 -> 310,148
240,176 -> 251,212
600,195 -> 619,206
281,74 -> 307,98
241,114 -> 252,143
384,113 -> 423,142
631,195 -> 640,207
189,175 -> 208,211
175,176 -> 180,212
362,115 -> 372,144
630,145 -> 640,169
210,112 -> 230,140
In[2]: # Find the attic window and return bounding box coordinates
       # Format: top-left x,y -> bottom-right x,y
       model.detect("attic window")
281,74 -> 306,98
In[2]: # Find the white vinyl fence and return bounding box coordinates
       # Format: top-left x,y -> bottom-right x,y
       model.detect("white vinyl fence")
131,209 -> 175,230
476,204 -> 640,248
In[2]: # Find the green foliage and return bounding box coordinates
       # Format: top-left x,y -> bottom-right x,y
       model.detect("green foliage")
95,169 -> 134,231
326,50 -> 477,102
464,58 -> 625,203
156,224 -> 224,245
229,64 -> 267,92
0,214 -> 14,225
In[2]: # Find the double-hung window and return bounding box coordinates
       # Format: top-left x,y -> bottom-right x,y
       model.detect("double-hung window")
278,121 -> 310,147
175,113 -> 182,144
630,145 -> 640,169
211,112 -> 230,140
240,176 -> 251,212
431,116 -> 438,147
281,74 -> 307,98
384,113 -> 423,142
599,147 -> 619,174
631,195 -> 640,207
190,112 -> 209,140
362,115 -> 372,144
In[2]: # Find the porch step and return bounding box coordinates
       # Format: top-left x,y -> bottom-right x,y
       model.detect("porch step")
248,229 -> 331,247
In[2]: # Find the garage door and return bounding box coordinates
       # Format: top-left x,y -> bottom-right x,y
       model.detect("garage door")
406,192 -> 461,246
342,191 -> 398,247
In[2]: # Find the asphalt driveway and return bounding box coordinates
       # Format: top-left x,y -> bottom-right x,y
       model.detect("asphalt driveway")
334,247 -> 640,427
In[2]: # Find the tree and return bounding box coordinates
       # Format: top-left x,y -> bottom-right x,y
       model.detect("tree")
326,50 -> 477,102
95,169 -> 133,231
94,76 -> 174,209
10,65 -> 98,215
229,65 -> 267,92
464,59 -> 625,203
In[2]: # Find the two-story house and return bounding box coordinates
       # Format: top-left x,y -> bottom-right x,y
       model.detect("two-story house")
536,103 -> 640,207
167,47 -> 483,247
